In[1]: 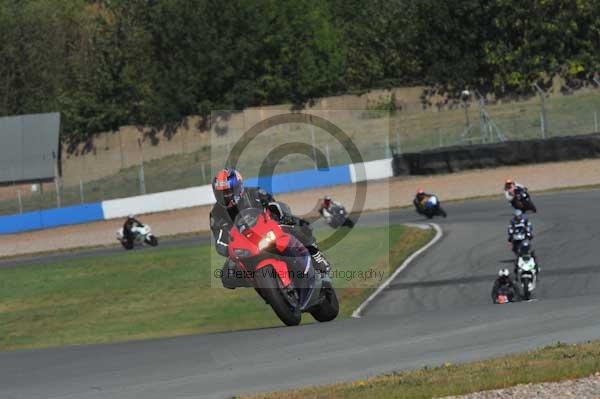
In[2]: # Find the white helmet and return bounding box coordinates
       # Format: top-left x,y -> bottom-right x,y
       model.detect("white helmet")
498,268 -> 510,277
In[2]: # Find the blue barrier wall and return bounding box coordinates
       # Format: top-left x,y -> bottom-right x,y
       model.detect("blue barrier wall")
0,212 -> 43,235
245,165 -> 352,194
0,203 -> 104,234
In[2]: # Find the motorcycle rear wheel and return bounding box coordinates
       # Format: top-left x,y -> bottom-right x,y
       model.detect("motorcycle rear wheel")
528,202 -> 537,213
121,240 -> 134,250
255,266 -> 301,326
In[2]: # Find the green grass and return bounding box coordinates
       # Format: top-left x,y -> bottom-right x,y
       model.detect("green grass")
245,340 -> 600,399
0,225 -> 433,351
2,90 -> 598,216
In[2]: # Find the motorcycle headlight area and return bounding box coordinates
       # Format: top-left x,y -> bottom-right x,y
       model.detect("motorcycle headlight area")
258,231 -> 277,251
234,248 -> 252,258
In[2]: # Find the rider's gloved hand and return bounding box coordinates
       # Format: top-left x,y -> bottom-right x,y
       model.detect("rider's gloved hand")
257,188 -> 271,207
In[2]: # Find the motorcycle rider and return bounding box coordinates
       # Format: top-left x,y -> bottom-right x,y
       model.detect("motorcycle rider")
504,179 -> 525,202
491,268 -> 516,303
413,189 -> 439,214
122,214 -> 143,247
507,209 -> 533,247
318,195 -> 342,221
210,168 -> 331,289
514,239 -> 540,279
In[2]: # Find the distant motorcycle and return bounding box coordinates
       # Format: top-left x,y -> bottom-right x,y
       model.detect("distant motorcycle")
510,226 -> 529,256
117,224 -> 159,250
323,203 -> 354,228
516,251 -> 538,301
417,195 -> 447,219
512,187 -> 537,213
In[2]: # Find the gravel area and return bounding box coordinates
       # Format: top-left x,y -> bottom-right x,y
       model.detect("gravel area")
2,158 -> 600,257
443,373 -> 600,399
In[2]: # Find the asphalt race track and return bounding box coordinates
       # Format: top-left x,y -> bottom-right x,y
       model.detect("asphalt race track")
2,190 -> 600,399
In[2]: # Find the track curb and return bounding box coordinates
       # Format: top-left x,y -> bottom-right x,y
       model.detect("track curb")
351,223 -> 443,318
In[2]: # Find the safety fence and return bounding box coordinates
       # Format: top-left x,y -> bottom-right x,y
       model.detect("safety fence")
0,159 -> 394,234
1,87 -> 597,217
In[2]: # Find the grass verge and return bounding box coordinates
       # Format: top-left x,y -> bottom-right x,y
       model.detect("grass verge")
0,224 -> 433,351
245,340 -> 600,399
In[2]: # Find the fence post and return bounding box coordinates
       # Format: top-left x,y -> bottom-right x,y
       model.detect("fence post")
118,129 -> 125,169
532,83 -> 548,139
54,160 -> 61,208
201,163 -> 207,184
137,138 -> 147,195
385,134 -> 392,158
79,178 -> 85,204
310,124 -> 317,169
325,143 -> 331,165
463,101 -> 470,127
594,111 -> 598,133
16,189 -> 23,214
540,114 -> 545,138
139,164 -> 146,195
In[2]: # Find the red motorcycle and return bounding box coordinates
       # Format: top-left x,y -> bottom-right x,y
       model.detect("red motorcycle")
228,207 -> 339,326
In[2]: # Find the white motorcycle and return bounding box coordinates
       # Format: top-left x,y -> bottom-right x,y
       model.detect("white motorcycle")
516,253 -> 537,301
117,224 -> 159,250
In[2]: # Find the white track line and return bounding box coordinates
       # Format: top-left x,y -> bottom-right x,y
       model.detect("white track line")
351,223 -> 443,318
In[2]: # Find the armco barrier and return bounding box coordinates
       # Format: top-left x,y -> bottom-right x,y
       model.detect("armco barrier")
0,203 -> 104,234
393,133 -> 600,176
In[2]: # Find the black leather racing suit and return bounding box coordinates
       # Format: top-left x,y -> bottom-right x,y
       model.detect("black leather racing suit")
491,276 -> 516,302
123,218 -> 143,246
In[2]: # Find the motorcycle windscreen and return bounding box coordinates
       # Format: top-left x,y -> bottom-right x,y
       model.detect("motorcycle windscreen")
234,208 -> 262,233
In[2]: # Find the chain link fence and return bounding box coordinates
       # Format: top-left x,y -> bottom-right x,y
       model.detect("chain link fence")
1,87 -> 598,216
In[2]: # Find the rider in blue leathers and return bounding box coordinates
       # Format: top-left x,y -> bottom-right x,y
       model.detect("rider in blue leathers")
507,209 -> 533,244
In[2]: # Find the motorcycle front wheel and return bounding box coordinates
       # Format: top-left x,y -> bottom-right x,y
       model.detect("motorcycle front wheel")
255,266 -> 301,326
310,284 -> 339,322
521,278 -> 531,300
145,236 -> 159,247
